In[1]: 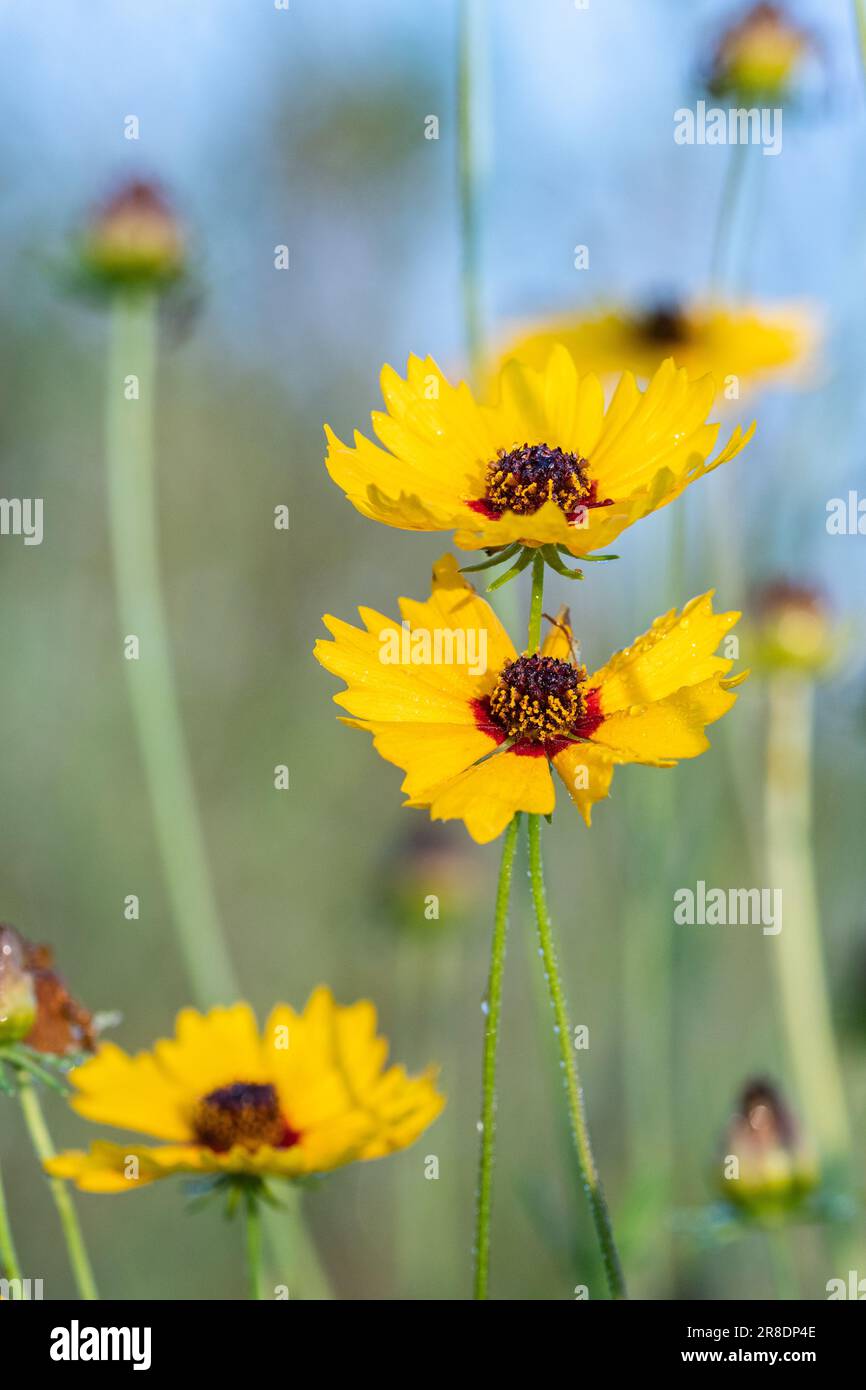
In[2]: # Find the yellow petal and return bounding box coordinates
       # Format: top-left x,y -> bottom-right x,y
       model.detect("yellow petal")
552,742 -> 620,826
315,555 -> 516,726
592,675 -> 741,763
591,591 -> 740,710
66,1042 -> 193,1142
45,1142 -> 205,1192
492,301 -> 818,392
413,747 -> 555,844
153,1003 -> 267,1096
350,719 -> 499,802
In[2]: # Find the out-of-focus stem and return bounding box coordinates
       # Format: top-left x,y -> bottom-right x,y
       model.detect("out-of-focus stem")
767,1227 -> 799,1300
105,290 -> 332,1299
18,1077 -> 98,1300
244,1192 -> 264,1301
0,1156 -> 22,1283
105,289 -> 236,1005
854,0 -> 866,85
765,675 -> 850,1159
473,811 -> 521,1300
457,0 -> 487,389
710,139 -> 749,292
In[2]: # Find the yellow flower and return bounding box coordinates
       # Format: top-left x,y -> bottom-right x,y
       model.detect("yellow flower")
315,555 -> 746,845
708,3 -> 812,102
495,300 -> 816,395
325,348 -> 754,559
45,990 -> 443,1193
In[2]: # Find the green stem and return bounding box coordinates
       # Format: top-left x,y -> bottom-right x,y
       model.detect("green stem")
105,289 -> 237,1005
473,811 -> 521,1300
457,0 -> 487,389
106,291 -> 333,1300
527,815 -> 627,1299
765,676 -> 850,1159
244,1190 -> 265,1301
767,1226 -> 799,1301
18,1077 -> 98,1300
0,1156 -> 22,1283
854,0 -> 866,86
709,140 -> 749,292
527,551 -> 545,654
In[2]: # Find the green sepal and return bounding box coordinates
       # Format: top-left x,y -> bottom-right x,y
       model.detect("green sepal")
559,546 -> 619,563
541,545 -> 584,580
460,542 -> 522,574
487,546 -> 534,591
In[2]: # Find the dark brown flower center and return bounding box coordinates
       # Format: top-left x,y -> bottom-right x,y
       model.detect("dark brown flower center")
489,654 -> 588,743
483,443 -> 591,517
638,303 -> 690,345
193,1081 -> 296,1153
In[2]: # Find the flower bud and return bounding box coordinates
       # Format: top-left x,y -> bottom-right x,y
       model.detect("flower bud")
719,1079 -> 818,1216
0,925 -> 37,1044
749,579 -> 838,677
80,179 -> 185,289
708,4 -> 811,102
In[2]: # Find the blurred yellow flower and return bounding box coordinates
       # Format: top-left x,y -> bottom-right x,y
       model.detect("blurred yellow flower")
495,300 -> 816,394
46,990 -> 443,1193
325,349 -> 754,559
708,3 -> 812,102
315,555 -> 746,844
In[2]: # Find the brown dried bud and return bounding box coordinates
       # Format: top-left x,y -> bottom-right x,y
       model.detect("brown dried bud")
21,939 -> 97,1056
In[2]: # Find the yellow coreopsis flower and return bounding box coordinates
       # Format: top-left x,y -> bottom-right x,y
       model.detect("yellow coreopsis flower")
325,348 -> 754,561
315,555 -> 746,845
496,300 -> 816,395
46,990 -> 443,1192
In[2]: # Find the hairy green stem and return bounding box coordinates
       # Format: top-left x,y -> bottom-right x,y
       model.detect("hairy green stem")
18,1077 -> 98,1300
527,551 -> 545,653
473,811 -> 521,1300
527,815 -> 626,1298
